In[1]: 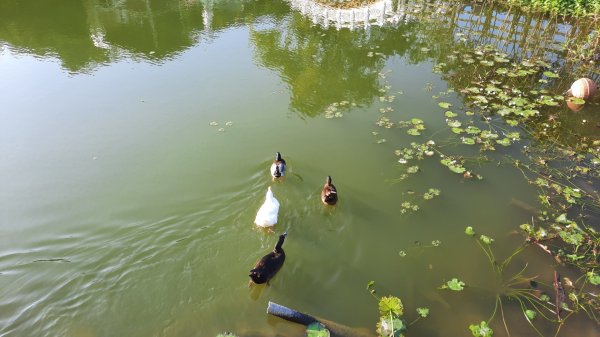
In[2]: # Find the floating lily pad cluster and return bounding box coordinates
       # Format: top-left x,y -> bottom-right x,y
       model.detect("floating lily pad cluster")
395,140 -> 436,163
442,45 -> 564,122
324,100 -> 355,118
209,120 -> 233,132
399,187 -> 441,214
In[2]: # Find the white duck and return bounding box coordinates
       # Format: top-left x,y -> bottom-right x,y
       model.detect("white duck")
254,186 -> 280,228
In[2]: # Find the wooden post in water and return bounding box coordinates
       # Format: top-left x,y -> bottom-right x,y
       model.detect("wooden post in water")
267,301 -> 376,337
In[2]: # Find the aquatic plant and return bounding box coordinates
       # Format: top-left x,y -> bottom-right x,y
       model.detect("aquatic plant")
456,226 -> 600,336
398,239 -> 442,257
307,322 -> 331,337
367,282 -> 429,337
397,187 -> 441,214
504,0 -> 600,16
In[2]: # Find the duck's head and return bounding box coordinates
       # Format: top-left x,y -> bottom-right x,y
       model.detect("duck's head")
275,152 -> 282,161
326,175 -> 332,185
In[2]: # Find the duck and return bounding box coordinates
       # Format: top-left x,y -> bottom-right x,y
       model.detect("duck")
321,175 -> 338,205
270,152 -> 286,180
254,186 -> 280,228
249,232 -> 287,285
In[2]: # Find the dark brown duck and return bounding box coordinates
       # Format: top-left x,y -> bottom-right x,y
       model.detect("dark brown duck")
249,232 -> 287,285
321,176 -> 338,205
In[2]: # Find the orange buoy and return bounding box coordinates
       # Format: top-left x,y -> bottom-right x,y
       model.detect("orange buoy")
569,78 -> 597,99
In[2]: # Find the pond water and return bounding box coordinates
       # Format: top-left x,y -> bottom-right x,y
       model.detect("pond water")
0,0 -> 598,337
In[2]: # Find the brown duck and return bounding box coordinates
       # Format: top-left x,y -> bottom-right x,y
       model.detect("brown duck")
321,176 -> 338,205
249,232 -> 287,285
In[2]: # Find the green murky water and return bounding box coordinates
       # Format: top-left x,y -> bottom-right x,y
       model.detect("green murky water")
1,1 -> 598,336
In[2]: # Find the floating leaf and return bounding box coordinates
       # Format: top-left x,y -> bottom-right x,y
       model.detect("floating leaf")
521,60 -> 536,67
438,102 -> 453,109
451,127 -> 464,134
543,71 -> 559,78
525,310 -> 537,320
509,97 -> 529,106
469,321 -> 493,337
480,60 -> 494,66
407,166 -> 420,174
417,307 -> 430,318
447,120 -> 462,128
307,323 -> 330,337
555,213 -> 571,224
377,316 -> 405,337
480,235 -> 494,245
465,126 -> 481,134
496,138 -> 511,146
539,97 -> 559,106
587,272 -> 600,285
496,68 -> 508,75
480,130 -> 499,139
485,85 -> 501,94
449,165 -> 466,174
559,230 -> 584,245
445,278 -> 466,291
568,97 -> 585,104
407,128 -> 421,136
379,296 -> 403,316
462,137 -> 475,145
465,226 -> 476,236
445,111 -> 458,118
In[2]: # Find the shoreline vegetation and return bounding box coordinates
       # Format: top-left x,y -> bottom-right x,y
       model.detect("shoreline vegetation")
312,0 -> 600,17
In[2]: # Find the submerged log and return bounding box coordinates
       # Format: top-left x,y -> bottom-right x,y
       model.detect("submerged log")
267,302 -> 376,337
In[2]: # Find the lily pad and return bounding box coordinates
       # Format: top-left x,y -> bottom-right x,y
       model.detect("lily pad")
568,97 -> 585,104
407,128 -> 421,136
438,102 -> 453,109
447,120 -> 462,128
543,71 -> 559,78
462,137 -> 475,145
465,126 -> 481,134
417,307 -> 430,318
496,138 -> 511,146
469,321 -> 493,337
445,278 -> 466,291
379,296 -> 403,316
